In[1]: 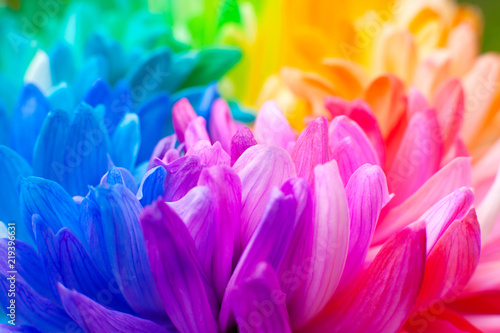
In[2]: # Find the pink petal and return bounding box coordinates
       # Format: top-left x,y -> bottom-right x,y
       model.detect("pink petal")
233,145 -> 296,247
209,98 -> 238,152
339,164 -> 391,286
254,101 -> 295,149
434,78 -> 465,153
415,209 -> 480,310
172,98 -> 197,143
186,140 -> 230,167
185,116 -> 210,151
230,127 -> 257,166
288,160 -> 349,328
140,200 -> 218,333
374,157 -> 472,245
413,50 -> 451,99
228,263 -> 292,333
198,165 -> 242,300
291,117 -> 329,186
407,87 -> 429,116
219,187 -> 297,331
329,115 -> 380,168
386,109 -> 443,207
330,137 -> 362,186
303,222 -> 427,333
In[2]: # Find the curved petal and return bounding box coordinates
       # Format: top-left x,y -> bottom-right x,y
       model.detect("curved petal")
230,127 -> 257,166
172,98 -> 197,143
185,116 -> 210,151
254,101 -> 295,149
186,140 -> 230,167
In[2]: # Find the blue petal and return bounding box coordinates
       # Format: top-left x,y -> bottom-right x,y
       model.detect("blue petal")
102,167 -> 138,194
49,42 -> 76,86
228,100 -> 256,123
48,85 -> 75,113
61,103 -> 110,196
0,146 -> 32,242
59,284 -> 175,333
137,166 -> 167,207
85,33 -> 126,84
106,79 -> 132,135
10,84 -> 50,164
0,238 -> 51,299
110,113 -> 141,170
34,218 -> 131,313
170,84 -> 219,124
0,325 -> 43,333
32,110 -> 71,182
73,56 -> 109,103
83,79 -> 112,112
136,93 -> 170,164
127,47 -> 172,106
0,271 -> 73,332
91,184 -> 165,318
20,177 -> 82,242
0,102 -> 9,145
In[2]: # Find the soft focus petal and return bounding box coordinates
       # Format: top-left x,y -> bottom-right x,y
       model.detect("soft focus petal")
230,127 -> 257,166
185,116 -> 211,151
172,98 -> 197,143
209,98 -> 238,152
254,101 -> 295,149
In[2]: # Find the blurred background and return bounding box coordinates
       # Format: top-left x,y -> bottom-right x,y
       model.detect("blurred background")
458,0 -> 500,52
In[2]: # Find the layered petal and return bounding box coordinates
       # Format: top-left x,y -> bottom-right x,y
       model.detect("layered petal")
230,127 -> 257,166
186,140 -> 230,167
254,101 -> 295,149
209,98 -> 238,152
162,155 -> 204,202
172,98 -> 197,143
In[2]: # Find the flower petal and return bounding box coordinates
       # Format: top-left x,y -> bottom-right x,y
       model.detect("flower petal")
198,166 -> 242,299
386,109 -> 443,207
185,116 -> 210,151
147,134 -> 177,171
230,127 -> 257,166
330,137 -> 362,186
374,157 -> 472,244
209,98 -> 238,152
304,223 -> 427,333
434,78 -> 464,153
92,184 -> 164,318
288,160 -> 349,328
58,284 -> 174,333
186,140 -> 230,167
20,177 -> 82,242
233,145 -> 296,247
254,101 -> 295,149
173,98 -> 197,143
220,187 -> 297,331
110,112 -> 141,171
167,186 -> 216,282
140,200 -> 218,333
291,117 -> 329,186
228,262 -> 292,333
415,210 -> 480,310
137,166 -> 167,207
339,164 -> 390,286
163,155 -> 204,202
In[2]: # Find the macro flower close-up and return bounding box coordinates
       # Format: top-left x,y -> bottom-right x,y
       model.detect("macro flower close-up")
1,0 -> 500,332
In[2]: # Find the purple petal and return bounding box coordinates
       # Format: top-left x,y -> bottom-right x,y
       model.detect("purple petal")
173,98 -> 197,143
147,135 -> 177,170
58,284 -> 174,333
140,200 -> 218,333
186,140 -> 230,167
228,262 -> 292,333
163,155 -> 204,202
330,137 -> 363,186
185,116 -> 210,151
254,101 -> 295,149
209,98 -> 237,152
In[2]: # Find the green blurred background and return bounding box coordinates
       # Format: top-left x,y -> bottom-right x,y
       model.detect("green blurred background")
459,0 -> 500,52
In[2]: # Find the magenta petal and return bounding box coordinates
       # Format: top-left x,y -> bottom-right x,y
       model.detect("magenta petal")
58,284 -> 173,333
172,98 -> 197,143
339,164 -> 390,286
386,109 -> 443,206
163,155 -> 204,201
168,186 -> 216,283
233,144 -> 296,247
209,98 -> 237,152
228,262 -> 292,333
416,209 -> 480,310
304,223 -> 427,333
140,200 -> 218,333
219,187 -> 297,331
186,140 -> 230,166
198,165 -> 242,300
374,157 -> 472,245
407,87 -> 429,116
288,160 -> 349,328
291,117 -> 329,185
230,127 -> 257,166
329,115 -> 380,168
185,116 -> 210,151
254,101 -> 295,149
